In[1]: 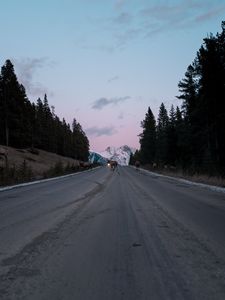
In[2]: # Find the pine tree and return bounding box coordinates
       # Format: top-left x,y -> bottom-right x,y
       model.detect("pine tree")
167,105 -> 177,165
156,103 -> 169,165
177,64 -> 198,122
175,21 -> 225,175
139,107 -> 156,164
42,94 -> 54,151
0,60 -> 19,146
35,98 -> 44,149
177,63 -> 202,171
0,60 -> 32,147
0,73 -> 4,144
130,150 -> 141,165
72,118 -> 89,161
196,24 -> 225,174
0,59 -> 90,162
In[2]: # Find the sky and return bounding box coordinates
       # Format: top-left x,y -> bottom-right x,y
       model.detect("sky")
1,0 -> 225,151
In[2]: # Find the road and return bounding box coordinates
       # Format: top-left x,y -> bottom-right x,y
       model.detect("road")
0,166 -> 225,299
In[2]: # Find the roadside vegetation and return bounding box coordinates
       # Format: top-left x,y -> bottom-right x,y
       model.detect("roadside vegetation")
0,146 -> 96,187
0,58 -> 92,187
0,60 -> 89,161
131,21 -> 225,183
139,164 -> 225,188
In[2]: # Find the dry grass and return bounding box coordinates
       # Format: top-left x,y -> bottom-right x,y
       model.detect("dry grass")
142,166 -> 225,188
0,145 -> 80,180
184,173 -> 225,188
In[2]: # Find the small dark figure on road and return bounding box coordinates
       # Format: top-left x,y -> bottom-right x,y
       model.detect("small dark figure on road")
135,160 -> 140,171
109,160 -> 118,171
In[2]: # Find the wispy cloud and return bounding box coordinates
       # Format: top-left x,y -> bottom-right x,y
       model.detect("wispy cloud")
195,5 -> 225,22
118,112 -> 124,120
113,12 -> 133,25
140,0 -> 224,36
108,76 -> 119,83
125,1 -> 223,43
114,28 -> 141,48
75,39 -> 115,53
92,96 -> 130,110
140,1 -> 211,20
76,1 -> 223,52
13,57 -> 53,97
115,0 -> 127,10
86,126 -> 117,137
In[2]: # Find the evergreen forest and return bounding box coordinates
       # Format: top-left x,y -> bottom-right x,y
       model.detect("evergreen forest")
137,22 -> 225,177
0,60 -> 89,161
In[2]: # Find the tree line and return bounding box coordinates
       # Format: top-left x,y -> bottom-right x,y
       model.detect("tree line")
135,21 -> 225,177
0,60 -> 89,161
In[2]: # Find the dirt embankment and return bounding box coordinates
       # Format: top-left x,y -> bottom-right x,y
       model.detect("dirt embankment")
0,145 -> 80,182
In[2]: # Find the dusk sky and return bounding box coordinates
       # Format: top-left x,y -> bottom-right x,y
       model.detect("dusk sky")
1,0 -> 225,151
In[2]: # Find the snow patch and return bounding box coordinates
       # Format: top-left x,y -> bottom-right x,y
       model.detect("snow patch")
98,145 -> 136,166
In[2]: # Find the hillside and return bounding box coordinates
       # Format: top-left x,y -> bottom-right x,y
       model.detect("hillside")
0,145 -> 80,185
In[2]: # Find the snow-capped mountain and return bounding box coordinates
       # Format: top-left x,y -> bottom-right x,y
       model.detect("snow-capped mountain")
98,145 -> 136,166
89,151 -> 108,165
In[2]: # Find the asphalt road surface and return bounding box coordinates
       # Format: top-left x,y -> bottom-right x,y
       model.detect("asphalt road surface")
0,166 -> 225,300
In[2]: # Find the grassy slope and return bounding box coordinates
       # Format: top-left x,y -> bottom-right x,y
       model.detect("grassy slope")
0,145 -> 80,181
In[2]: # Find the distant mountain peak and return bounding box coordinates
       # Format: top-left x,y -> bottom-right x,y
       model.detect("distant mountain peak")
99,145 -> 136,166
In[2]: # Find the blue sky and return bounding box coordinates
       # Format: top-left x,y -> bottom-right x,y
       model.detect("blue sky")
1,0 -> 225,151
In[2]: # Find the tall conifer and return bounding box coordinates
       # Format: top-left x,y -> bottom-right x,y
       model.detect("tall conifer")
139,107 -> 156,164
